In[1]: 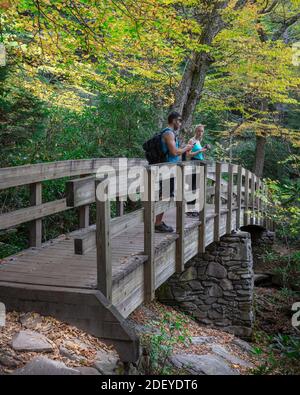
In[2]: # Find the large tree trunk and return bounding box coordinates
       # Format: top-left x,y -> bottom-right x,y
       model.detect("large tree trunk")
253,135 -> 267,177
170,1 -> 230,131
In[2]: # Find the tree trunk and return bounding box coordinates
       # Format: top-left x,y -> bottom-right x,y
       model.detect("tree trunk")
253,135 -> 267,177
170,1 -> 232,131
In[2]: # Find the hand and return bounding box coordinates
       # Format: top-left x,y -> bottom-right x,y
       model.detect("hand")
185,144 -> 193,152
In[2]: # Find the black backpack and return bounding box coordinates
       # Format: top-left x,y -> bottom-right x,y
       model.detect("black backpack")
142,128 -> 173,165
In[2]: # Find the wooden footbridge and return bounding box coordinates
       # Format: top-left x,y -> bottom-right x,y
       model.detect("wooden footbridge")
0,158 -> 270,361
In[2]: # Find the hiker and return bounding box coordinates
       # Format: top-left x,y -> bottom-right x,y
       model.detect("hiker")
188,124 -> 210,161
186,124 -> 211,215
154,112 -> 193,233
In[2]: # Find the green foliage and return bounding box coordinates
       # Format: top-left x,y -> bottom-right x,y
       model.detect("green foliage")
263,177 -> 300,244
142,311 -> 191,375
251,334 -> 300,375
0,66 -> 47,165
273,252 -> 300,291
1,90 -> 157,167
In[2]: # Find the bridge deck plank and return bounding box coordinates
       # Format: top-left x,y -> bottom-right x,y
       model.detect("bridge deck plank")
0,208 -> 200,288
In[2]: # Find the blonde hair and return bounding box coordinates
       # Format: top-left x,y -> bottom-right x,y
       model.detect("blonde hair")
194,124 -> 205,133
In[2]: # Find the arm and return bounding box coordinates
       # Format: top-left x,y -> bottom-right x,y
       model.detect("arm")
188,147 -> 207,158
164,132 -> 192,156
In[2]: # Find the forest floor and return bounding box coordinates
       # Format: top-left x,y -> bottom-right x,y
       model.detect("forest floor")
0,302 -> 259,375
0,240 -> 299,375
251,240 -> 300,375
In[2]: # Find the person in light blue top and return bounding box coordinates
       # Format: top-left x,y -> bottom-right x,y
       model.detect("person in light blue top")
188,124 -> 209,161
187,124 -> 211,215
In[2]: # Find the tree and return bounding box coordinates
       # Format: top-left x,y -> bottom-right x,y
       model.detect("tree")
195,0 -> 300,175
171,0 -> 249,130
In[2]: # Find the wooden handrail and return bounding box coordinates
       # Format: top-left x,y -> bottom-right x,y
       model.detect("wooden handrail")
0,158 -> 270,315
0,159 -> 266,250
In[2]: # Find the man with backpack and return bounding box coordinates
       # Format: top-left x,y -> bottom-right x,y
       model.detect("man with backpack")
143,111 -> 193,233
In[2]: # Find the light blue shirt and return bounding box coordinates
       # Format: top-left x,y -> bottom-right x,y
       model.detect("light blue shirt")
191,141 -> 204,160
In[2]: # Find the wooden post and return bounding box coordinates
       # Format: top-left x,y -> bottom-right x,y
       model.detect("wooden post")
257,178 -> 262,226
176,164 -> 185,272
236,165 -> 242,229
29,182 -> 42,247
95,178 -> 112,301
116,196 -> 124,217
79,206 -> 89,228
251,173 -> 255,225
262,182 -> 267,228
78,174 -> 90,229
199,164 -> 207,253
143,166 -> 156,302
244,170 -> 249,225
214,162 -> 222,242
226,164 -> 234,234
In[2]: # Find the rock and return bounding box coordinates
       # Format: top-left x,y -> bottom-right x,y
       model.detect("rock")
232,338 -> 253,354
180,266 -> 198,282
77,367 -> 101,375
192,310 -> 208,319
189,280 -> 203,291
63,339 -> 90,351
220,279 -> 233,291
93,349 -> 119,375
0,351 -> 20,368
208,284 -> 223,297
127,317 -> 160,335
208,310 -> 224,320
211,344 -> 254,368
207,262 -> 227,279
156,284 -> 174,301
190,336 -> 217,345
11,330 -> 53,353
12,356 -> 81,375
170,354 -> 239,375
59,346 -> 86,363
225,326 -> 253,339
19,313 -> 43,330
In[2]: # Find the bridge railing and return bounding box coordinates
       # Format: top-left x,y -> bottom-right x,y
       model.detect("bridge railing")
0,158 -> 146,247
92,160 -> 268,302
0,158 -> 271,305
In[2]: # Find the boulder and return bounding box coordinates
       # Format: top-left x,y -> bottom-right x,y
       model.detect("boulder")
207,262 -> 227,279
11,330 -> 53,353
12,356 -> 80,375
77,367 -> 101,375
211,344 -> 254,368
93,349 -> 119,375
19,313 -> 43,330
170,353 -> 239,375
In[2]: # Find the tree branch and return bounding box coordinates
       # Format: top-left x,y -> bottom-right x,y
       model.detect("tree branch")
272,12 -> 300,40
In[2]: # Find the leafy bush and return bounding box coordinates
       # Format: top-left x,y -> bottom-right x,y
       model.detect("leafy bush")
251,334 -> 300,375
263,178 -> 300,245
273,252 -> 300,291
141,311 -> 191,375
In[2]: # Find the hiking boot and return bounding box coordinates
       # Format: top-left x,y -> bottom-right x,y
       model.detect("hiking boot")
155,222 -> 174,233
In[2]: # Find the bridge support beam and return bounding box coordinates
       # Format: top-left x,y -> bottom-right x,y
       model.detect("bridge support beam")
157,230 -> 254,339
